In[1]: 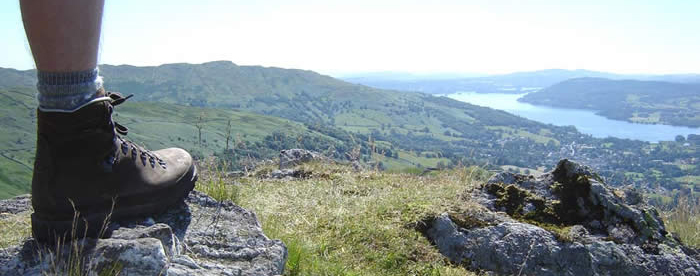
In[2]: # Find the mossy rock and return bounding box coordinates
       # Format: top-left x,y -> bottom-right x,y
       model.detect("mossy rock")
486,183 -> 560,224
448,212 -> 492,230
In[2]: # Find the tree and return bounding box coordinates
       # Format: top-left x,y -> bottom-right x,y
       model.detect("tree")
675,135 -> 686,143
194,112 -> 206,148
225,119 -> 232,152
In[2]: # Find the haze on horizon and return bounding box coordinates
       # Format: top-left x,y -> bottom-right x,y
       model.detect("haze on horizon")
1,0 -> 700,76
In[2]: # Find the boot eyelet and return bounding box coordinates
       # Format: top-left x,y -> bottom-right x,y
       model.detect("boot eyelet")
102,154 -> 116,173
121,143 -> 129,154
158,160 -> 167,169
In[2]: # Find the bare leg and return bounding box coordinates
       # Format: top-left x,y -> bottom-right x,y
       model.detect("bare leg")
20,0 -> 104,72
24,0 -> 197,244
21,0 -> 106,110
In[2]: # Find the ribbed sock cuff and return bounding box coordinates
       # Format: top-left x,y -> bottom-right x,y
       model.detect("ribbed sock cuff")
37,67 -> 104,111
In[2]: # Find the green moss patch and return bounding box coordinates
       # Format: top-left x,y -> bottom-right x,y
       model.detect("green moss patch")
447,213 -> 492,230
484,174 -> 608,241
485,183 -> 559,225
550,175 -> 605,225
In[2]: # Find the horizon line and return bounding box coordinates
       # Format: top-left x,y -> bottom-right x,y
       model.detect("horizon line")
2,61 -> 700,77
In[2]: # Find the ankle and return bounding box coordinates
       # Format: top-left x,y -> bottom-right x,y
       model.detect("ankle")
37,67 -> 104,112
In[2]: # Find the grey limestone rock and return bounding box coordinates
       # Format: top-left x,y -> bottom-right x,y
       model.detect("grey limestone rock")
278,149 -> 325,169
423,159 -> 700,276
0,194 -> 31,217
269,169 -> 311,179
0,191 -> 286,276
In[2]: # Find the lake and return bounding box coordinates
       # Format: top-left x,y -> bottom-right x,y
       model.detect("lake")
446,91 -> 699,142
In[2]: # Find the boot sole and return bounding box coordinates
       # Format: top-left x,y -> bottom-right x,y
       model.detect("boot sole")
31,165 -> 198,244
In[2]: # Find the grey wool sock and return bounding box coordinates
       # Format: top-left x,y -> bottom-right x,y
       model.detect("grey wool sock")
37,67 -> 104,112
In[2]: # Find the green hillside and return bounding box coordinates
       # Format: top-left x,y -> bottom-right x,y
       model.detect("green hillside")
0,87 -> 35,198
95,62 -> 570,162
0,85 -> 355,198
519,77 -> 700,127
97,63 -> 700,195
1,63 -> 698,201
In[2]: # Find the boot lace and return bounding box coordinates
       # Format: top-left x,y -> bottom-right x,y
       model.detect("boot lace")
103,92 -> 167,171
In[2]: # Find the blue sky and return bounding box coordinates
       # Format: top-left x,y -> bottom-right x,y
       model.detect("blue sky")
1,0 -> 700,75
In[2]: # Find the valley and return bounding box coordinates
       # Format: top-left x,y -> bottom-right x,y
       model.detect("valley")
447,91 -> 699,142
0,63 -> 697,207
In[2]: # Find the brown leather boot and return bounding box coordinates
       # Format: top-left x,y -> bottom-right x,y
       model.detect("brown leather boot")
31,92 -> 197,243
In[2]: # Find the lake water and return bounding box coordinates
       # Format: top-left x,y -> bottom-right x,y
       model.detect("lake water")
446,91 -> 699,142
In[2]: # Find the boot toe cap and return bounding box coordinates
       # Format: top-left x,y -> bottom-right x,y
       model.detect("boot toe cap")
155,148 -> 194,178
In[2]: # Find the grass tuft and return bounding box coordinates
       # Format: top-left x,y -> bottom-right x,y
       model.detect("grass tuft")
196,159 -> 241,203
0,212 -> 32,249
234,161 -> 489,275
664,196 -> 700,248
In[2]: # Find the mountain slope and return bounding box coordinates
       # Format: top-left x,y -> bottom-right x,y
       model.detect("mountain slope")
0,85 -> 348,198
0,87 -> 35,198
97,62 -> 586,163
0,62 -> 586,197
1,63 -> 697,200
519,78 -> 700,128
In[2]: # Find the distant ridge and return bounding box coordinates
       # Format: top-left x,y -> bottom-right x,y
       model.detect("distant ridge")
342,68 -> 700,94
519,77 -> 700,128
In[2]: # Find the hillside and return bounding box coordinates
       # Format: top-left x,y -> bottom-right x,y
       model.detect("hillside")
96,62 -> 588,167
519,78 -> 700,128
0,85 -> 350,198
1,63 -> 698,201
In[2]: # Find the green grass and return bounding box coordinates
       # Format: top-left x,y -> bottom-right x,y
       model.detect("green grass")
0,211 -> 31,249
663,196 -> 700,248
0,205 -> 123,275
675,175 -> 700,186
198,161 -> 491,275
369,150 -> 451,171
486,126 -> 559,145
0,87 -> 36,199
195,158 -> 242,203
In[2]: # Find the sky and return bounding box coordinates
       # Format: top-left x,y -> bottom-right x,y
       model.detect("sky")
1,0 -> 700,75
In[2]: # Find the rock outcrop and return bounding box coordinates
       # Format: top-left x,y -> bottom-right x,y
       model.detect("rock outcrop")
0,191 -> 287,276
0,194 -> 30,217
278,149 -> 325,169
422,159 -> 700,276
269,169 -> 312,179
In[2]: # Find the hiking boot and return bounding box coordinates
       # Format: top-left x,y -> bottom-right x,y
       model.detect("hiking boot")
31,92 -> 197,243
